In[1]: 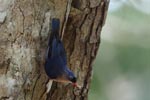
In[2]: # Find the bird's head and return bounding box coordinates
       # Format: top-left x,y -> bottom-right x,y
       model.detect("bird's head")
68,72 -> 79,87
67,70 -> 77,83
63,67 -> 78,86
52,67 -> 80,88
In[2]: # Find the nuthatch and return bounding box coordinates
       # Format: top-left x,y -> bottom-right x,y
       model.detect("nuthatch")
44,18 -> 78,87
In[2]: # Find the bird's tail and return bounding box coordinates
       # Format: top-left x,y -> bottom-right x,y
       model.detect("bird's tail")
46,18 -> 60,58
48,18 -> 60,46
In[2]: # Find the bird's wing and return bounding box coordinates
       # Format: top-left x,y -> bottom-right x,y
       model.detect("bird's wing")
45,57 -> 64,79
49,38 -> 67,65
51,38 -> 58,57
57,41 -> 67,65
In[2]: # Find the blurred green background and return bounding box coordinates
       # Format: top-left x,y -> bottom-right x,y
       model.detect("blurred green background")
89,0 -> 150,100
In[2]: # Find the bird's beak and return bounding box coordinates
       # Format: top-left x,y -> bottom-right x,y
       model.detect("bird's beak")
72,83 -> 77,87
72,83 -> 81,88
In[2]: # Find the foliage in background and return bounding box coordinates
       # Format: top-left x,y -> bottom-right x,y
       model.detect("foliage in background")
89,1 -> 150,100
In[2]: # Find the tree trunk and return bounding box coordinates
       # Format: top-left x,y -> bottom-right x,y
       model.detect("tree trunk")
0,0 -> 109,100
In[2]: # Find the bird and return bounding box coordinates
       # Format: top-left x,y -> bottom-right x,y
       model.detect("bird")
44,18 -> 78,87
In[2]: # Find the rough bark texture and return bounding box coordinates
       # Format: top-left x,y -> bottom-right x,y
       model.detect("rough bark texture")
0,0 -> 109,100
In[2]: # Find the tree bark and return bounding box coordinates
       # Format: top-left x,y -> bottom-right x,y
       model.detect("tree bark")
0,0 -> 109,100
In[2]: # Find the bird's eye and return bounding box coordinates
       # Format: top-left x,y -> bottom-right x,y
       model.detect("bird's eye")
70,76 -> 77,83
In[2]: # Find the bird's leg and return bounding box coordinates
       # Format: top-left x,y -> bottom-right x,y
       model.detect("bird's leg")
46,80 -> 53,93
